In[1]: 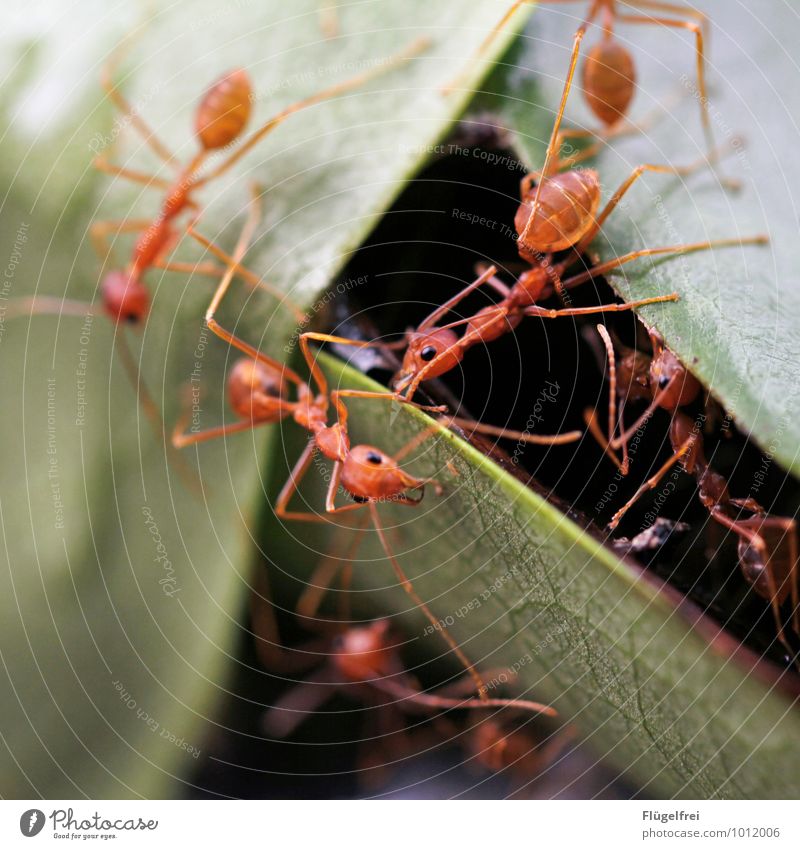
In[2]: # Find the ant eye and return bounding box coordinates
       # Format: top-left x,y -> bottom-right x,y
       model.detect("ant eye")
420,345 -> 437,362
658,375 -> 670,389
366,451 -> 382,465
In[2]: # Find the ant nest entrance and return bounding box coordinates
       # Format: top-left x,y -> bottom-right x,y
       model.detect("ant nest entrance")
322,123 -> 800,673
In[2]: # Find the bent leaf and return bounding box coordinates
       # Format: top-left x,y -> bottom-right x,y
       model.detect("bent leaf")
258,352 -> 800,799
482,0 -> 800,477
0,0 -> 523,797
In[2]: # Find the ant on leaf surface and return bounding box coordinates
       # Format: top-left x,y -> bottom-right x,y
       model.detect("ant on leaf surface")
174,194 -> 578,701
325,28 -> 765,406
445,1 -> 726,182
6,28 -> 427,453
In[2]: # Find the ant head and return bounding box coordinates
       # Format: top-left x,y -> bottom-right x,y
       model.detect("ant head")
101,270 -> 149,324
393,327 -> 462,390
195,68 -> 253,150
227,357 -> 288,422
617,349 -> 652,403
340,444 -> 425,503
331,620 -> 398,682
649,350 -> 701,410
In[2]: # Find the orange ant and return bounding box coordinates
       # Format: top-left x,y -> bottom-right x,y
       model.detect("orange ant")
592,323 -> 799,663
173,201 -> 578,699
341,27 -> 765,404
259,617 -> 557,739
87,30 -> 427,327
7,35 -> 425,452
445,1 -> 720,174
253,563 -> 570,793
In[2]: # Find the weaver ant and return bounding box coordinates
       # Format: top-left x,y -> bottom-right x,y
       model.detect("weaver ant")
591,322 -> 799,663
6,34 -> 427,430
258,617 -> 556,737
335,28 -> 764,405
173,195 -> 577,700
445,1 -> 722,175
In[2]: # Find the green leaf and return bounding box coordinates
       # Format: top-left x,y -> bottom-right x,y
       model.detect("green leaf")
260,352 -> 800,799
0,0 -> 522,797
480,0 -> 800,477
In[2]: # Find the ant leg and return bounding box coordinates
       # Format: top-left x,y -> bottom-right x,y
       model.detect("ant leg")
249,568 -> 324,674
575,156 -> 737,255
616,12 -> 719,173
418,265 -> 500,331
90,218 -> 153,262
596,324 -> 618,448
558,236 -> 769,294
153,260 -> 224,277
188,225 -> 306,322
371,675 -> 557,716
332,388 -> 448,415
195,37 -> 430,187
583,407 -> 625,472
442,0 -> 602,96
171,404 -> 294,448
203,295 -> 306,390
367,501 -> 489,702
523,292 -> 679,323
444,414 -> 582,446
100,30 -> 176,165
93,157 -> 172,190
608,434 -> 696,529
113,329 -> 200,491
275,442 -> 337,523
2,297 -> 96,320
296,514 -> 370,623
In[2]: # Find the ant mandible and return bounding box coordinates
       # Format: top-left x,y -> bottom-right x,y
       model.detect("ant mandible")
592,323 -> 799,663
445,1 -> 720,173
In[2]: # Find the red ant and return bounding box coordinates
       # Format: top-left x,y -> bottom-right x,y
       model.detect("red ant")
259,617 -> 557,738
6,34 -> 427,441
592,323 -> 799,663
88,30 -> 427,326
327,28 -> 764,405
445,2 -> 721,175
173,202 -> 577,699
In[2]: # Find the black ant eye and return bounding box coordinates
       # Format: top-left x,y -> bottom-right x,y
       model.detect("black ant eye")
366,451 -> 382,465
420,345 -> 437,362
658,375 -> 670,389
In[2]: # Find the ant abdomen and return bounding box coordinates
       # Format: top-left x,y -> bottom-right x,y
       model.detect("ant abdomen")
195,68 -> 253,150
515,169 -> 601,256
101,270 -> 149,323
226,357 -> 287,421
582,41 -> 636,128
